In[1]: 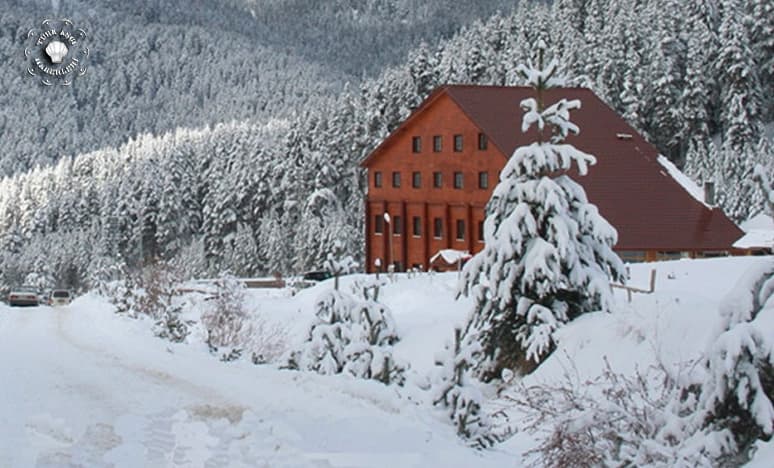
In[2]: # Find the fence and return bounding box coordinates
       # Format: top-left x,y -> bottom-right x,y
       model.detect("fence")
611,269 -> 656,302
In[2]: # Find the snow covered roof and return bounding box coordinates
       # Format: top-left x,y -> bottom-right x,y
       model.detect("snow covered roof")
734,213 -> 774,249
740,213 -> 774,232
362,85 -> 743,252
429,249 -> 471,265
733,231 -> 774,249
656,156 -> 710,208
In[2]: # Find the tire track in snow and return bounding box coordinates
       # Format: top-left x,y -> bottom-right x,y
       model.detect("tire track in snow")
54,308 -> 226,404
50,307 -> 271,466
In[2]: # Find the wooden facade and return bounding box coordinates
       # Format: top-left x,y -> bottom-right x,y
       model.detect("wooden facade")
361,85 -> 744,273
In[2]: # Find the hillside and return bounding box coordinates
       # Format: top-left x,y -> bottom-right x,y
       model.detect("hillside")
0,0 -> 517,175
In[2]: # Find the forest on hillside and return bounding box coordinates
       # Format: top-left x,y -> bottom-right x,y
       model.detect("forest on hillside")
0,0 -> 771,292
0,0 -> 515,175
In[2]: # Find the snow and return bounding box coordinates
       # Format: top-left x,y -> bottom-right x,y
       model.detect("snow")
429,249 -> 470,265
735,213 -> 774,249
734,231 -> 774,249
741,213 -> 774,232
1,256 -> 773,466
657,155 -> 711,208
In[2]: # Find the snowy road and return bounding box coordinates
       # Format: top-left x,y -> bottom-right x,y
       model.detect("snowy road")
0,301 -> 511,467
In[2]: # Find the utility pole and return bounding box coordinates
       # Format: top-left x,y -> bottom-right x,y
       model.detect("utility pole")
383,212 -> 395,273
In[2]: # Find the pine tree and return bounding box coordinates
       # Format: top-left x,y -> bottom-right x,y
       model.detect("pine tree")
678,0 -> 719,148
458,41 -> 625,380
286,245 -> 404,385
748,0 -> 774,120
684,137 -> 719,189
716,95 -> 762,223
643,0 -> 687,160
433,327 -> 503,448
698,265 -> 774,465
716,0 -> 763,151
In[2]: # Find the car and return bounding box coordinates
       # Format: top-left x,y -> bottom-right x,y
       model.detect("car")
302,270 -> 332,282
49,289 -> 72,306
8,287 -> 40,307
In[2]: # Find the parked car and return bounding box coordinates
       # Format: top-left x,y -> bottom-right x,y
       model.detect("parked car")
49,289 -> 72,306
302,270 -> 332,282
8,287 -> 40,307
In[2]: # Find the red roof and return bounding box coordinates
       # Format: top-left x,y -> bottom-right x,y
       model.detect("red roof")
363,85 -> 743,252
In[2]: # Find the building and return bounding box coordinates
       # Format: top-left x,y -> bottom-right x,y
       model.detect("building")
360,85 -> 744,272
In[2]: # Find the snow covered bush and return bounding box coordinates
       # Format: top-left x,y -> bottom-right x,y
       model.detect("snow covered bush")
23,271 -> 55,292
457,41 -> 625,380
433,328 -> 509,449
508,267 -> 774,466
697,267 -> 774,465
87,254 -> 127,296
139,262 -> 191,343
201,273 -> 250,356
286,251 -> 405,385
507,358 -> 710,467
690,171 -> 774,464
246,316 -> 288,365
102,261 -> 191,343
200,272 -> 288,364
103,276 -> 136,316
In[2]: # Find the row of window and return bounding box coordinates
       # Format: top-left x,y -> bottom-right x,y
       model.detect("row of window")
412,133 -> 488,153
374,215 -> 484,241
374,171 -> 489,190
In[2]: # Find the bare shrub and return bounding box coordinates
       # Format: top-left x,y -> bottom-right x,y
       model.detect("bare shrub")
134,262 -> 182,320
102,261 -> 191,343
247,316 -> 288,365
200,273 -> 288,363
506,357 -> 711,467
201,273 -> 249,349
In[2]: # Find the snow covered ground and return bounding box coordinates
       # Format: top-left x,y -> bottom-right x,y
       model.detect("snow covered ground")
1,256 -> 773,466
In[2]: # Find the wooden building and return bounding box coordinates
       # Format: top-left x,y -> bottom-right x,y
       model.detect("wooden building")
360,85 -> 744,272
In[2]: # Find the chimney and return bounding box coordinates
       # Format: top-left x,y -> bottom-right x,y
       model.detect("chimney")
704,181 -> 715,205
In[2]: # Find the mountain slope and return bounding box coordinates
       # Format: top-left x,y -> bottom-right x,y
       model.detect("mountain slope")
0,0 -> 518,176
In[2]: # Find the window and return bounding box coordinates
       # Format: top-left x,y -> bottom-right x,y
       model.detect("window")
456,220 -> 465,240
478,171 -> 488,189
412,171 -> 421,188
412,216 -> 421,236
433,135 -> 442,152
454,171 -> 463,189
454,134 -> 463,152
433,171 -> 442,188
392,171 -> 401,188
433,218 -> 443,238
393,216 -> 402,235
618,250 -> 646,263
374,215 -> 384,234
412,136 -> 421,153
657,251 -> 684,261
477,221 -> 484,242
478,133 -> 488,150
374,171 -> 382,188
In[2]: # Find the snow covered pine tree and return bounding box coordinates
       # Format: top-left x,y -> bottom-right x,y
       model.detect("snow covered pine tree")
458,41 -> 625,380
693,166 -> 774,464
433,327 -> 507,449
286,243 -> 405,385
